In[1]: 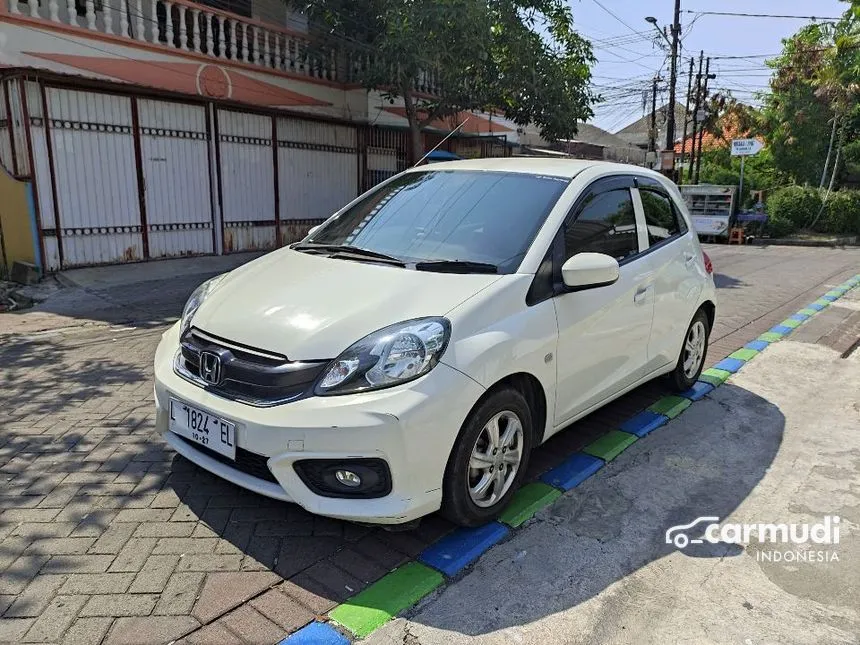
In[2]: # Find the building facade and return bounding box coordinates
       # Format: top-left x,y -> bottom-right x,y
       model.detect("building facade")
0,0 -> 513,273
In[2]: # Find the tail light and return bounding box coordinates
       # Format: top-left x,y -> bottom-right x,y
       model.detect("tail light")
702,251 -> 713,275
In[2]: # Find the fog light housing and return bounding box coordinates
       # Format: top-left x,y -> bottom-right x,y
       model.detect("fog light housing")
293,458 -> 391,498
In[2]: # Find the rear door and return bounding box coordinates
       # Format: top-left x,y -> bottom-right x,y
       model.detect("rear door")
552,175 -> 655,425
634,177 -> 703,373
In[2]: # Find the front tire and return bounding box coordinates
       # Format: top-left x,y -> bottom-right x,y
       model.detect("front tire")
441,388 -> 533,527
669,309 -> 710,391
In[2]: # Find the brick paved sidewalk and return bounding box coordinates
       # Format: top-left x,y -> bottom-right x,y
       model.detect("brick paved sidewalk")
0,245 -> 857,644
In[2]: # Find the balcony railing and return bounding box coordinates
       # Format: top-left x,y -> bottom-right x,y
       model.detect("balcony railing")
7,0 -> 340,82
5,0 -> 442,95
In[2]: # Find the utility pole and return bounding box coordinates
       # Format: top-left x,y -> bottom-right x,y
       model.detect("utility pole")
694,56 -> 712,184
687,51 -> 704,182
649,75 -> 658,157
665,0 -> 681,152
679,57 -> 694,178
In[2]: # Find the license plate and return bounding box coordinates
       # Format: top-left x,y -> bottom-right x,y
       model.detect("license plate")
169,398 -> 236,460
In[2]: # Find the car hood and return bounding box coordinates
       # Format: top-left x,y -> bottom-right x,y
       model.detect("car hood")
191,249 -> 504,360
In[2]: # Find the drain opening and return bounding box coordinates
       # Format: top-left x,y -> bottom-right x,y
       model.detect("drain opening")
840,337 -> 860,359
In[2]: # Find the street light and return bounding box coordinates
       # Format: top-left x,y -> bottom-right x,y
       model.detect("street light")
645,4 -> 682,168
645,16 -> 672,47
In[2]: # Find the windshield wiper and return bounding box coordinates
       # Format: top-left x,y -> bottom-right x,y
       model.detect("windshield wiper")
291,243 -> 405,266
414,260 -> 499,274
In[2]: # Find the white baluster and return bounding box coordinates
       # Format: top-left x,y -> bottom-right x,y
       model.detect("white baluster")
207,12 -> 216,55
263,31 -> 270,68
241,24 -> 249,62
177,4 -> 187,49
164,1 -> 173,46
103,0 -> 114,34
29,0 -> 39,18
224,17 -> 233,59
273,34 -> 280,70
302,41 -> 310,75
119,0 -> 128,35
9,0 -> 20,16
192,9 -> 200,53
137,0 -> 149,40
65,0 -> 77,25
85,0 -> 96,30
252,27 -> 260,65
49,0 -> 60,22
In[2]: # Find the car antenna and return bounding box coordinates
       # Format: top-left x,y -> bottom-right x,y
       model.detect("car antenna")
412,117 -> 471,167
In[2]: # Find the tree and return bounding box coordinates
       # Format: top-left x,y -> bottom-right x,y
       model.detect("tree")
300,0 -> 596,162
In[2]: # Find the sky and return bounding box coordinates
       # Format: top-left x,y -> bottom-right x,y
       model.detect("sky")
573,0 -> 848,133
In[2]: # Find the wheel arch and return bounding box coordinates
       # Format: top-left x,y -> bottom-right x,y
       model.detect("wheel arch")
472,372 -> 549,446
699,300 -> 716,332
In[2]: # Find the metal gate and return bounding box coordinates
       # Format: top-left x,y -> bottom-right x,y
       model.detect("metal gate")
138,99 -> 215,258
216,109 -> 276,253
42,87 -> 143,269
276,116 -> 358,243
364,127 -> 407,191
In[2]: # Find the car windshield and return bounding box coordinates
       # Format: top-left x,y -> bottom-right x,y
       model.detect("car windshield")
303,170 -> 570,273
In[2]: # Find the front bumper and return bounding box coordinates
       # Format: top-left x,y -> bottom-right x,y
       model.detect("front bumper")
153,323 -> 485,524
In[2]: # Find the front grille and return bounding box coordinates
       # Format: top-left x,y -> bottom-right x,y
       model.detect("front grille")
175,435 -> 279,484
177,328 -> 329,406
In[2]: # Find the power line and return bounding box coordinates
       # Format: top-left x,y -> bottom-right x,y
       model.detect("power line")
683,10 -> 840,21
589,0 -> 643,37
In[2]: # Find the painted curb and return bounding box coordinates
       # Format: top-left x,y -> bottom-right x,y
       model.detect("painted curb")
418,522 -> 509,577
620,409 -> 670,436
582,430 -> 638,461
498,483 -> 562,528
329,562 -> 444,638
540,453 -> 604,490
270,274 -> 860,644
281,621 -> 350,644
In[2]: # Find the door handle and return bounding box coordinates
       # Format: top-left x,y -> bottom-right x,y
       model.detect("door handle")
684,252 -> 696,265
634,286 -> 649,303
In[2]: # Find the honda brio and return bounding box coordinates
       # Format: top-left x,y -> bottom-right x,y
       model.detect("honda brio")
153,158 -> 716,527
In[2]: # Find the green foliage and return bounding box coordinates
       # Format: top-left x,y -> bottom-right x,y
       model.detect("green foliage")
301,0 -> 596,159
767,186 -> 824,229
697,147 -> 786,208
826,190 -> 860,234
766,216 -> 797,238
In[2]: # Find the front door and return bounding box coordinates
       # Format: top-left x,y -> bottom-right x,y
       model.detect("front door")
553,176 -> 655,426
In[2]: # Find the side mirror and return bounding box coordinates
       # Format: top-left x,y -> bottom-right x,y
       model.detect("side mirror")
306,224 -> 322,238
561,252 -> 620,290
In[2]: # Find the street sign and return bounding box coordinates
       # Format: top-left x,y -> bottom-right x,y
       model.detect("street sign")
731,139 -> 764,156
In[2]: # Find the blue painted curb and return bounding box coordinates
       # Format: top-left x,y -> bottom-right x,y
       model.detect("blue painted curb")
713,357 -> 745,373
768,325 -> 793,336
540,452 -> 604,490
682,381 -> 715,401
806,302 -> 827,311
619,410 -> 669,437
418,522 -> 509,577
789,313 -> 810,322
822,295 -> 838,302
281,621 -> 350,644
745,340 -> 769,352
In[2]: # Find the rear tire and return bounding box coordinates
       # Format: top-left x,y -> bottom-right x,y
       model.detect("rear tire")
668,309 -> 710,392
441,388 -> 533,527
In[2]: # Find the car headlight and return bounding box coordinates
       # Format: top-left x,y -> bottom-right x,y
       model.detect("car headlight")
180,275 -> 226,336
315,317 -> 451,396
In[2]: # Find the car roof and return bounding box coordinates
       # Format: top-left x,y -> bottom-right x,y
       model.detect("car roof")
406,157 -> 664,181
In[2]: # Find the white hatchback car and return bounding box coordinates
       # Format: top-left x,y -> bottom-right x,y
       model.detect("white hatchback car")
153,159 -> 716,527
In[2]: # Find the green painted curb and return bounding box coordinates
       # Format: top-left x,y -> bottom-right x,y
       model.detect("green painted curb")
758,332 -> 784,343
329,562 -> 443,638
813,299 -> 831,308
699,367 -> 731,386
798,308 -> 818,316
825,290 -> 843,297
499,482 -> 562,528
583,430 -> 637,462
779,318 -> 803,329
729,348 -> 759,361
648,395 -> 692,418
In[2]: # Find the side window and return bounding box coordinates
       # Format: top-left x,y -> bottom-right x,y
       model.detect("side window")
640,189 -> 687,246
564,189 -> 639,263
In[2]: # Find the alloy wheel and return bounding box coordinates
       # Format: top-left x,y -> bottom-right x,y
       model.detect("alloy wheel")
467,410 -> 524,508
683,320 -> 707,379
